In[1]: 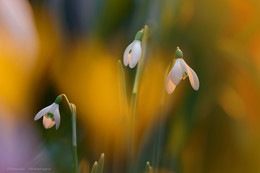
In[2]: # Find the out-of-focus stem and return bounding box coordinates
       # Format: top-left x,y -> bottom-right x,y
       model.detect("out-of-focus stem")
118,60 -> 130,172
71,104 -> 78,173
129,25 -> 149,173
91,161 -> 98,173
60,94 -> 78,173
145,161 -> 152,173
132,25 -> 149,94
96,153 -> 105,173
118,60 -> 129,120
153,93 -> 166,173
154,64 -> 171,173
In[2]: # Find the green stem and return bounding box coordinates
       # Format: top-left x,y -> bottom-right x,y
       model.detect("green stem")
117,60 -> 129,121
129,25 -> 149,173
118,60 -> 131,172
60,94 -> 78,173
71,104 -> 78,173
133,25 -> 149,94
60,94 -> 71,108
129,93 -> 137,173
91,161 -> 98,173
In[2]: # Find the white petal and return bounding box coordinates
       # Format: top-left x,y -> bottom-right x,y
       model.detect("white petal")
165,72 -> 176,94
129,40 -> 141,68
123,42 -> 134,66
170,59 -> 183,86
43,116 -> 55,129
34,104 -> 53,121
179,59 -> 188,74
181,59 -> 200,90
48,103 -> 59,114
54,107 -> 61,130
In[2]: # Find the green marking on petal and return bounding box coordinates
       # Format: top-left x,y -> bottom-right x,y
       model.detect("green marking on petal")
129,50 -> 132,54
47,112 -> 54,119
182,72 -> 188,79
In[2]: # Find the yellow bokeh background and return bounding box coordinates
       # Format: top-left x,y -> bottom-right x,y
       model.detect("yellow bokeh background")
1,0 -> 260,172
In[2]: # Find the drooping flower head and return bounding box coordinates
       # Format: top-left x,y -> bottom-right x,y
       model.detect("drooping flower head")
123,29 -> 143,68
166,47 -> 199,94
34,95 -> 62,130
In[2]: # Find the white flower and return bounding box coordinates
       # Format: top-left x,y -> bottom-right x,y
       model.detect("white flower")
34,103 -> 61,130
123,40 -> 142,68
123,30 -> 143,68
165,48 -> 199,94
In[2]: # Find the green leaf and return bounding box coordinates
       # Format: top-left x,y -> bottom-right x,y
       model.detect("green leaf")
90,161 -> 98,173
96,153 -> 105,173
145,161 -> 152,173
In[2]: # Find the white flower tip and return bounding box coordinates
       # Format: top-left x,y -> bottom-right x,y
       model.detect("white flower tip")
165,74 -> 177,94
192,81 -> 199,91
187,68 -> 199,91
55,121 -> 60,130
123,56 -> 128,67
166,83 -> 176,94
129,63 -> 135,68
34,116 -> 38,121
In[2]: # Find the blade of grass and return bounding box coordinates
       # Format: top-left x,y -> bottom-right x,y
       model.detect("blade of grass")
145,161 -> 153,173
129,25 -> 149,173
96,153 -> 104,173
91,161 -> 98,173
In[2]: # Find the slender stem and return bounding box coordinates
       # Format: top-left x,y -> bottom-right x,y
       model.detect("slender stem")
129,93 -> 137,173
71,104 -> 78,173
117,60 -> 129,121
118,60 -> 131,172
60,94 -> 78,173
91,161 -> 98,173
60,94 -> 71,108
129,25 -> 149,173
133,25 -> 149,94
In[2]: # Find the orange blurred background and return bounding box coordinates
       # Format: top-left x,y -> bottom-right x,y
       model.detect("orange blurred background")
0,0 -> 260,172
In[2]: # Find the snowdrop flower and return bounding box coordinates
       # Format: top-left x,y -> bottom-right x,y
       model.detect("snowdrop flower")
34,95 -> 62,130
166,47 -> 199,94
123,29 -> 143,68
